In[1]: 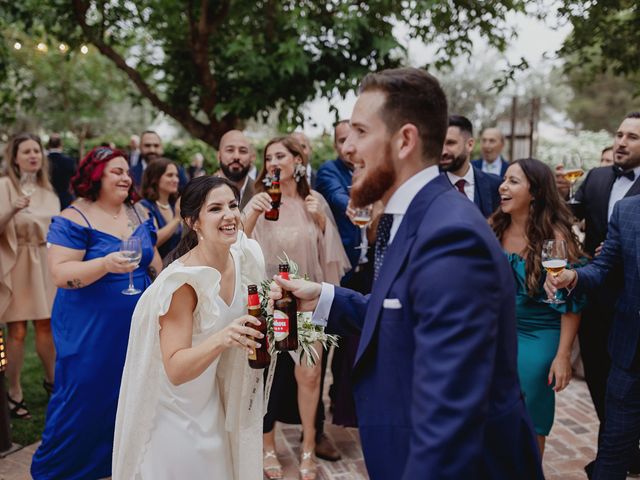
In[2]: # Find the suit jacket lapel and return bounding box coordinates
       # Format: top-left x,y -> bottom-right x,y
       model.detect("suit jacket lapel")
354,175 -> 452,367
624,176 -> 640,199
595,169 -> 616,229
473,169 -> 490,216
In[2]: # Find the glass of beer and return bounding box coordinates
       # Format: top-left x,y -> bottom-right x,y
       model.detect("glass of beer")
542,239 -> 567,304
563,153 -> 584,204
351,204 -> 372,251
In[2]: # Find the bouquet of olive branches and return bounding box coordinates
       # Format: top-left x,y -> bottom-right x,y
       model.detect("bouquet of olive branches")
260,253 -> 339,366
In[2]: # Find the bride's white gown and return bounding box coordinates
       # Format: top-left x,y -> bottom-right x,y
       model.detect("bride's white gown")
113,233 -> 265,479
139,255 -> 244,478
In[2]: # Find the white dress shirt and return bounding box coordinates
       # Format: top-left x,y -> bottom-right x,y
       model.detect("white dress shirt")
481,156 -> 504,176
312,165 -> 441,326
446,164 -> 475,202
607,166 -> 640,221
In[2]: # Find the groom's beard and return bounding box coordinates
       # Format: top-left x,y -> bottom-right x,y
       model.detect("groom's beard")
350,145 -> 396,208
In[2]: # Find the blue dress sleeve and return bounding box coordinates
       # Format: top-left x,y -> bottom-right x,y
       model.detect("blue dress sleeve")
47,216 -> 90,250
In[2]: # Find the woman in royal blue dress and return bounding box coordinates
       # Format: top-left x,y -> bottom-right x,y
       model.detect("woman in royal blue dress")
140,157 -> 182,260
31,146 -> 161,480
489,158 -> 585,459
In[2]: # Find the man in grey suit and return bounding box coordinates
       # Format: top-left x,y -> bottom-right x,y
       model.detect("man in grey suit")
217,130 -> 255,210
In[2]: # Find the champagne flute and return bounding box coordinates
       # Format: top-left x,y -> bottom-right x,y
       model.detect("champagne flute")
563,153 -> 584,204
120,237 -> 143,295
542,239 -> 568,304
19,172 -> 37,213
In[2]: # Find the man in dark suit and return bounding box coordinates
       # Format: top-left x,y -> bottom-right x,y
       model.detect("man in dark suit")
440,115 -> 501,218
471,127 -> 509,177
270,68 -> 542,479
558,112 -> 640,477
216,130 -> 255,210
548,193 -> 640,479
130,130 -> 188,191
47,133 -> 76,209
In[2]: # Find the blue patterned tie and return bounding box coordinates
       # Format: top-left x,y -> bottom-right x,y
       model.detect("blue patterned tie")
373,214 -> 394,282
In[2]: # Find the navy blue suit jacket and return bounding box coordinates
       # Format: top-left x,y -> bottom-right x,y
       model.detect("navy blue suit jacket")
472,156 -> 509,178
473,166 -> 501,218
315,158 -> 360,268
325,174 -> 542,479
575,196 -> 640,370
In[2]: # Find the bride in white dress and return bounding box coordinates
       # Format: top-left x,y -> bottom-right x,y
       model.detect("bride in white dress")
113,176 -> 267,479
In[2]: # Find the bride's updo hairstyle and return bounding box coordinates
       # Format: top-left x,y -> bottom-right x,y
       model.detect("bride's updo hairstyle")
165,175 -> 240,264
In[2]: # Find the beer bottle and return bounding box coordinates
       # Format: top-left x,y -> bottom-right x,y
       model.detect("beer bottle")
273,264 -> 298,351
264,168 -> 281,221
247,285 -> 270,369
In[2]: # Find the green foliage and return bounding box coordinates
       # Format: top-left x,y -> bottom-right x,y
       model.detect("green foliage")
558,1 -> 640,85
0,30 -> 152,141
1,0 -> 528,148
565,69 -> 640,134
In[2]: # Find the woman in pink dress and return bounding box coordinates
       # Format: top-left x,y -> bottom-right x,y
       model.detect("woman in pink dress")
244,135 -> 350,480
0,133 -> 59,418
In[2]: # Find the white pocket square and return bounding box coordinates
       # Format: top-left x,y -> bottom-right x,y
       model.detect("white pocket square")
383,298 -> 402,309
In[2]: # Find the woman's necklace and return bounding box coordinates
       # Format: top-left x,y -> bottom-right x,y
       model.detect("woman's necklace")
156,201 -> 171,210
95,202 -> 123,219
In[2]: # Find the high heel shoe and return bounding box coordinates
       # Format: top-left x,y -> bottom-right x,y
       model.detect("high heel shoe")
299,451 -> 317,480
263,450 -> 283,479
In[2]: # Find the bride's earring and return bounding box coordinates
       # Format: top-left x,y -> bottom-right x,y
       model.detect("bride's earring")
294,162 -> 306,183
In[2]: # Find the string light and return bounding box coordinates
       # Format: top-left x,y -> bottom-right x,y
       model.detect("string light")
58,43 -> 68,52
36,42 -> 48,52
13,42 -> 22,50
80,45 -> 89,54
0,328 -> 7,372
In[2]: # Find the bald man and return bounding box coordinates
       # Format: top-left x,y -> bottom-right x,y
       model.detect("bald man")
217,130 -> 255,210
471,127 -> 509,177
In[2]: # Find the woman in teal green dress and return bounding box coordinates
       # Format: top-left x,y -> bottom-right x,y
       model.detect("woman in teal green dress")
490,158 -> 585,458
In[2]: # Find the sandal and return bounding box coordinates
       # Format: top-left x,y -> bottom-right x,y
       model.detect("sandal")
299,451 -> 318,480
7,394 -> 31,419
43,378 -> 54,398
263,450 -> 283,480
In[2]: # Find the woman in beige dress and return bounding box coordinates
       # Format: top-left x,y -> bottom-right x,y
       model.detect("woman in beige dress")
243,135 -> 350,480
0,133 -> 60,418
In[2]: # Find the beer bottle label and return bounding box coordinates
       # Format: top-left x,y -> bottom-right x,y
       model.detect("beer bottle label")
273,309 -> 289,341
248,348 -> 257,360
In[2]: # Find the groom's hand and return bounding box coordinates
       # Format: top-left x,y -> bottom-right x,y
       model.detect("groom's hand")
268,276 -> 322,312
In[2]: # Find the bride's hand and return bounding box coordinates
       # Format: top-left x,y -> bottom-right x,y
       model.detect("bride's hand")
218,315 -> 264,353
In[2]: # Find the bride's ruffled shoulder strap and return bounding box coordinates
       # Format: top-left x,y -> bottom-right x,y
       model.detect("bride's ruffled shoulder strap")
112,261 -> 222,479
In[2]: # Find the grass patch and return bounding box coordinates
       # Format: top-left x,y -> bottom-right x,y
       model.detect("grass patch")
4,322 -> 48,446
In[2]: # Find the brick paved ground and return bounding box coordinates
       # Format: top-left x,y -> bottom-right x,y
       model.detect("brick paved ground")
0,378 -> 637,479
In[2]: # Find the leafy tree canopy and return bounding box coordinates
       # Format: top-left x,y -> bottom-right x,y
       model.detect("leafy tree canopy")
0,0 -> 527,147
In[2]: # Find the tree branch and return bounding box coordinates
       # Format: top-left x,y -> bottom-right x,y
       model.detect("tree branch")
70,0 -> 235,147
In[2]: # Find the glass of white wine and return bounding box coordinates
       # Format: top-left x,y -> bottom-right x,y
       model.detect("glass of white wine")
542,239 -> 567,305
351,204 -> 372,251
19,172 -> 38,212
563,153 -> 584,204
120,237 -> 143,295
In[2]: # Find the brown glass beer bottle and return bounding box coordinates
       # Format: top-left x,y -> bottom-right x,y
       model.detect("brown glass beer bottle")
264,168 -> 281,221
273,264 -> 298,351
247,285 -> 270,369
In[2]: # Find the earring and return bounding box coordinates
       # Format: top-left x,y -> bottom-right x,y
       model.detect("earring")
195,228 -> 204,241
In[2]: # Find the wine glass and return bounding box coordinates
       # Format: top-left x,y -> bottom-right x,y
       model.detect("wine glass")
120,237 -> 142,295
563,153 -> 584,204
542,239 -> 568,304
19,172 -> 37,212
351,205 -> 373,252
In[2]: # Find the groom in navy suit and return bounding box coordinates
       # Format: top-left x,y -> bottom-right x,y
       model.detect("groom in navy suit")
440,115 -> 501,218
271,68 -> 542,479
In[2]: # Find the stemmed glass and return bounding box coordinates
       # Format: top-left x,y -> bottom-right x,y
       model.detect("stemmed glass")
563,153 -> 584,204
19,172 -> 37,212
542,239 -> 568,304
120,238 -> 142,295
351,205 -> 373,252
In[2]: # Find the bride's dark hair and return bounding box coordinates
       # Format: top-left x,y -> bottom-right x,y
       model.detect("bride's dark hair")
165,176 -> 240,265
